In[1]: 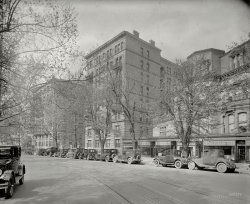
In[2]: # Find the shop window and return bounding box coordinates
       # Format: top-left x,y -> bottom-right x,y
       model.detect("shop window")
228,114 -> 235,133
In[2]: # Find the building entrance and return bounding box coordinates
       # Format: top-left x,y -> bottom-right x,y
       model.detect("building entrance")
236,140 -> 245,162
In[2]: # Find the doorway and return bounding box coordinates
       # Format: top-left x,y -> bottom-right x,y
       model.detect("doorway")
236,140 -> 245,162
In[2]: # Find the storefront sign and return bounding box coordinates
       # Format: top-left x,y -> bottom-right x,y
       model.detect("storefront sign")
156,141 -> 171,146
204,140 -> 235,146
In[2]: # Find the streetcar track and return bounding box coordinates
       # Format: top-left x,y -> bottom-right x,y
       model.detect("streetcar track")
61,158 -> 249,204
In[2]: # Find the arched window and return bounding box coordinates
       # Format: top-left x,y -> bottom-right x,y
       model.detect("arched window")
228,114 -> 235,133
238,112 -> 247,132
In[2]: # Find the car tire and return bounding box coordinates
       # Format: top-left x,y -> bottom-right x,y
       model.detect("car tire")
113,156 -> 118,163
153,159 -> 160,167
216,162 -> 227,173
188,161 -> 196,170
6,178 -> 14,199
127,157 -> 132,165
174,160 -> 182,169
19,175 -> 24,185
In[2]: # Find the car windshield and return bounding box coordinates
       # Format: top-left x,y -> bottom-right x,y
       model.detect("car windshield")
0,148 -> 11,159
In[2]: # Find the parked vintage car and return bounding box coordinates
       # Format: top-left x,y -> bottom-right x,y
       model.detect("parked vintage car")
74,148 -> 85,159
85,149 -> 97,160
66,149 -> 76,159
0,146 -> 26,199
37,148 -> 46,156
60,149 -> 69,158
96,149 -> 118,162
113,148 -> 141,164
188,149 -> 236,173
153,149 -> 188,169
45,147 -> 58,157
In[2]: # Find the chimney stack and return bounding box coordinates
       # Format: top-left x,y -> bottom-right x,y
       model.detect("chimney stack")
133,30 -> 139,38
149,40 -> 155,46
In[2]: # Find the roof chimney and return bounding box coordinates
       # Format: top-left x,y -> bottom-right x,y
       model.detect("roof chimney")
149,40 -> 155,46
133,30 -> 139,38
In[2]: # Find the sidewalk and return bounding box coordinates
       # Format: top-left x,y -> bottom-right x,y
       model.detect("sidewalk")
235,163 -> 250,174
141,156 -> 250,174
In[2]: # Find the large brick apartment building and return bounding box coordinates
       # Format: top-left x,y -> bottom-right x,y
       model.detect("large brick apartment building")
84,30 -> 177,153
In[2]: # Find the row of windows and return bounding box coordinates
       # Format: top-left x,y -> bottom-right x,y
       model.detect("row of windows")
140,47 -> 150,58
87,124 -> 121,138
140,60 -> 150,72
141,72 -> 150,84
88,41 -> 124,68
222,112 -> 248,133
230,53 -> 244,69
87,139 -> 121,148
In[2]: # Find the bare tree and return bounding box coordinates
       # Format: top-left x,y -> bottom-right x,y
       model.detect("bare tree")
86,69 -> 114,155
0,0 -> 79,143
158,59 -> 222,155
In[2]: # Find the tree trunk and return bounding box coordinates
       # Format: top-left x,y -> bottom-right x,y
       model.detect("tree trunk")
130,124 -> 137,150
100,140 -> 105,155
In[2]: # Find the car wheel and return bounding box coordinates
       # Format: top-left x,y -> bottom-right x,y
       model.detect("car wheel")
127,157 -> 132,165
174,160 -> 182,169
216,163 -> 227,173
153,159 -> 160,167
188,161 -> 196,170
19,175 -> 24,185
113,156 -> 118,163
105,156 -> 109,162
6,178 -> 14,199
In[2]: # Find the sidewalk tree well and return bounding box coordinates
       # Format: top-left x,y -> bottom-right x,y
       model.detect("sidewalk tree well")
158,59 -> 223,155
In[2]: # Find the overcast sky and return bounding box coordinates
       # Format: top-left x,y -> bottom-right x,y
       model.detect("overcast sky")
72,0 -> 250,63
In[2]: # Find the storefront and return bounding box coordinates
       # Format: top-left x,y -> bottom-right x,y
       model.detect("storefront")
204,139 -> 236,159
138,141 -> 151,156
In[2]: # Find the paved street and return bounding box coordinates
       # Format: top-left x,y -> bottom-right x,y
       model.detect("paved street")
2,155 -> 250,204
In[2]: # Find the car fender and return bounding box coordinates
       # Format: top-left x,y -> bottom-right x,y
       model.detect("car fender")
1,170 -> 15,182
18,164 -> 25,175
